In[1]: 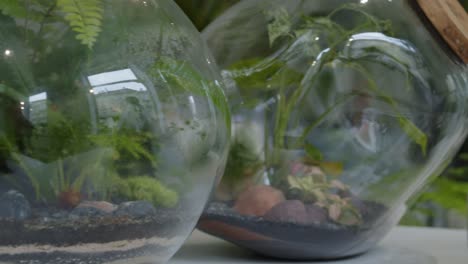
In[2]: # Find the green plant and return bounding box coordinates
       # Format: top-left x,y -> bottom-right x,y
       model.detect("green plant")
225,4 -> 428,186
90,129 -> 158,174
233,5 -> 425,149
220,4 -> 428,225
0,0 -> 233,214
268,4 -> 425,155
0,99 -> 162,206
223,139 -> 263,186
6,144 -> 117,203
286,161 -> 361,226
288,174 -> 362,226
116,176 -> 179,208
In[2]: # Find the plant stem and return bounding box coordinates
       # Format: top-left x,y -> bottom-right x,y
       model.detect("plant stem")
298,94 -> 356,144
57,158 -> 66,192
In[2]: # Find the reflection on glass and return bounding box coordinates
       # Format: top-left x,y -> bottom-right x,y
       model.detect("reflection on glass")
27,92 -> 48,125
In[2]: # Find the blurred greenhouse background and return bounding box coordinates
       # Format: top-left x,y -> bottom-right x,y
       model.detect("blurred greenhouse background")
175,0 -> 468,228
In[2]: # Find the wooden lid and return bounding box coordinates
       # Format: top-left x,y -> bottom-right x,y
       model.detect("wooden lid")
416,0 -> 468,63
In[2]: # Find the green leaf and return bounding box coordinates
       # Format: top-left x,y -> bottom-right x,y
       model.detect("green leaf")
227,57 -> 303,94
398,116 -> 428,156
0,84 -> 26,102
57,0 -> 103,48
304,143 -> 323,161
320,162 -> 344,177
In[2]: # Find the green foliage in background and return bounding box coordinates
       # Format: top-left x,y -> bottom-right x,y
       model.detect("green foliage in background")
402,151 -> 468,226
461,0 -> 468,11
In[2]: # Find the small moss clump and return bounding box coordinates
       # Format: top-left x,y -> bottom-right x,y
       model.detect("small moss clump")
117,176 -> 179,208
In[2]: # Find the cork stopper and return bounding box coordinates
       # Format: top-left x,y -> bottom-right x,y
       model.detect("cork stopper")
416,0 -> 468,63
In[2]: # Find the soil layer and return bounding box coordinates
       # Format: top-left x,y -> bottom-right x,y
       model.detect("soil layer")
198,201 -> 393,260
0,206 -> 190,246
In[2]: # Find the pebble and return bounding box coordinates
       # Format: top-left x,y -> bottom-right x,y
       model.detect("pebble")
77,201 -> 117,213
0,190 -> 31,220
114,201 -> 157,217
71,201 -> 117,217
261,200 -> 329,225
234,185 -> 285,217
264,200 -> 308,224
305,204 -> 328,224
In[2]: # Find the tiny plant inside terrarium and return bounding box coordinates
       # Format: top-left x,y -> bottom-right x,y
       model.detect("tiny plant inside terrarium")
199,0 -> 468,260
0,0 -> 229,263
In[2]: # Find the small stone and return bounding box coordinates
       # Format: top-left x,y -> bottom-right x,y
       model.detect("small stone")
114,201 -> 156,217
264,200 -> 308,224
76,201 -> 117,213
305,204 -> 328,224
71,201 -> 117,217
52,211 -> 68,218
233,185 -> 285,217
338,189 -> 353,198
0,190 -> 31,220
68,214 -> 80,221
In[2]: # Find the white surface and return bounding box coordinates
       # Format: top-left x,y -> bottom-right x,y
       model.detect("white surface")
171,226 -> 467,263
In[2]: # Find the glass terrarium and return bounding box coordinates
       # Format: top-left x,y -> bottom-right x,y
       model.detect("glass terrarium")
198,0 -> 468,260
0,0 -> 229,263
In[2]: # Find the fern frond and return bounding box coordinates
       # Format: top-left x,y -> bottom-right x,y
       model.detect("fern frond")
57,0 -> 103,48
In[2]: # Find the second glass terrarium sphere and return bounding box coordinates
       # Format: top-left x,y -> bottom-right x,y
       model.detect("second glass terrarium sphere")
0,0 -> 229,263
198,0 -> 468,260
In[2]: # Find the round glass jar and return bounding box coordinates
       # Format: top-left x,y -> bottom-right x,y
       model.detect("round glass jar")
0,0 -> 230,263
198,0 -> 468,260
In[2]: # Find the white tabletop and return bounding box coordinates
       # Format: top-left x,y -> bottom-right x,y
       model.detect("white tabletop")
171,226 -> 468,263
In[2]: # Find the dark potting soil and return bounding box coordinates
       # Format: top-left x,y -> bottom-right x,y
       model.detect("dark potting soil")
198,201 -> 393,260
0,206 -> 191,246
